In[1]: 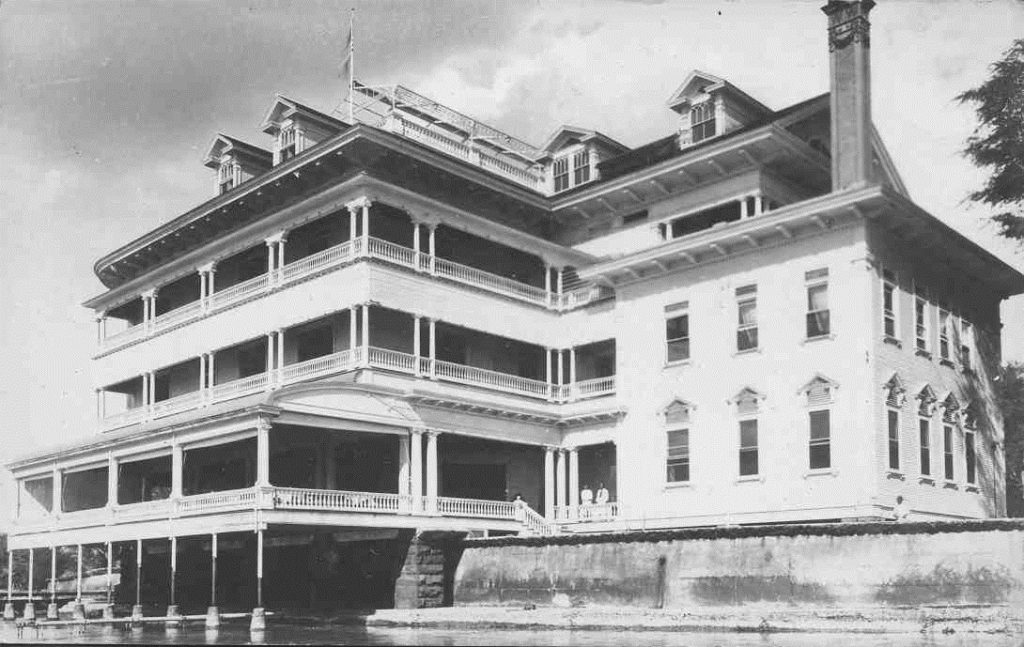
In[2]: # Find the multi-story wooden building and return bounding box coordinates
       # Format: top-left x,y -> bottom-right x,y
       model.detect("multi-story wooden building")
5,0 -> 1020,614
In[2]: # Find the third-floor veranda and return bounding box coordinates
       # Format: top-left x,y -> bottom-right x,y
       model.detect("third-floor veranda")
90,188 -> 614,357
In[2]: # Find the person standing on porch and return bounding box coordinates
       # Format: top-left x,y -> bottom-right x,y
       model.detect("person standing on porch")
580,484 -> 593,521
595,482 -> 609,520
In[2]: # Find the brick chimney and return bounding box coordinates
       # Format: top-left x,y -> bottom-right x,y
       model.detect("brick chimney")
822,0 -> 875,191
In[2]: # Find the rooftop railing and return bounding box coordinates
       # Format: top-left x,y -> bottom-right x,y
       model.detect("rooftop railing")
99,237 -> 611,354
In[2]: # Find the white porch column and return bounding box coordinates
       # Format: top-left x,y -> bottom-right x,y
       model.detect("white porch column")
135,539 -> 142,608
556,450 -> 567,511
76,544 -> 83,601
754,192 -> 764,216
740,196 -> 750,219
207,352 -> 216,390
199,354 -> 207,401
276,329 -> 285,384
361,304 -> 370,351
412,221 -> 422,270
428,318 -> 437,379
256,417 -> 271,487
265,332 -> 275,386
147,371 -> 156,410
49,547 -> 56,604
569,347 -> 577,399
6,551 -> 12,601
27,549 -> 33,602
361,200 -> 370,248
410,429 -> 424,502
256,529 -> 264,608
398,435 -> 411,497
107,453 -> 118,508
265,239 -> 276,277
169,536 -> 177,606
544,264 -> 552,306
427,224 -> 437,274
198,270 -> 207,304
171,444 -> 183,499
349,204 -> 358,242
96,312 -> 107,344
556,267 -> 564,295
413,316 -> 422,376
544,447 -> 556,520
349,307 -> 358,354
568,448 -> 580,515
105,541 -> 113,604
425,431 -> 439,510
545,348 -> 553,401
557,350 -> 564,386
277,235 -> 287,274
52,466 -> 62,514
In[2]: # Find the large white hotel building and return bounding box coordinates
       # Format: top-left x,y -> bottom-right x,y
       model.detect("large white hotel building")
4,0 -> 1020,613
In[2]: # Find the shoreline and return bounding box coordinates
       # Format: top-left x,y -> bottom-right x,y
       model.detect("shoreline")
280,605 -> 1024,636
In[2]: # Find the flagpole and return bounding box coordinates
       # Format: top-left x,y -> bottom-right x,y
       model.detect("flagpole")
348,7 -> 355,123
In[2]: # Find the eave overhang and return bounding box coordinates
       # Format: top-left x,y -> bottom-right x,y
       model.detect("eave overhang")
88,124 -> 583,302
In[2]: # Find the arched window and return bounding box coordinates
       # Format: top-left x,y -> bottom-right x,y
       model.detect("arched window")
916,385 -> 938,477
883,373 -> 906,472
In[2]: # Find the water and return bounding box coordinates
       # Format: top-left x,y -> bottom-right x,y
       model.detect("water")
1,621 -> 1021,646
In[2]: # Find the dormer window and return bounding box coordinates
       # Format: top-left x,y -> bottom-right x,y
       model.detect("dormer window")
279,127 -> 298,163
573,149 -> 591,185
217,161 -> 237,195
690,101 -> 716,143
553,156 -> 570,192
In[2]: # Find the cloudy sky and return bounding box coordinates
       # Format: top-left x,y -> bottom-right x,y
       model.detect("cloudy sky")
0,0 -> 1022,518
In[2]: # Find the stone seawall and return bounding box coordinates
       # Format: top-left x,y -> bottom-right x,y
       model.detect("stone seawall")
453,520 -> 1024,611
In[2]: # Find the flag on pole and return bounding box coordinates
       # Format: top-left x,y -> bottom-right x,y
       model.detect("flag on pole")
340,7 -> 355,123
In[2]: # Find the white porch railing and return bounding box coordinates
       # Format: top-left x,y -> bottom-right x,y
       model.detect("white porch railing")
367,347 -> 418,374
553,502 -> 621,524
435,496 -> 516,520
177,487 -> 259,515
280,349 -> 359,385
433,358 -> 550,399
273,487 -> 407,513
150,390 -> 205,419
432,257 -> 549,306
520,505 -> 557,536
101,323 -> 147,349
281,240 -> 354,282
113,498 -> 173,520
210,372 -> 269,403
366,237 -> 418,269
574,376 -> 616,400
208,272 -> 271,311
102,406 -> 149,430
151,300 -> 203,333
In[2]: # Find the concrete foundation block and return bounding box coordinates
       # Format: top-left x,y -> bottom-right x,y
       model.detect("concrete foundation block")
165,604 -> 181,627
22,603 -> 35,621
205,605 -> 221,629
250,606 -> 266,632
102,604 -> 115,620
71,602 -> 86,621
130,604 -> 144,621
46,603 -> 58,620
3,602 -> 15,621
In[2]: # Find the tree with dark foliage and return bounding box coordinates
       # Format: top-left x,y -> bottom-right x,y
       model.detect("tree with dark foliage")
957,39 -> 1024,241
996,362 -> 1024,517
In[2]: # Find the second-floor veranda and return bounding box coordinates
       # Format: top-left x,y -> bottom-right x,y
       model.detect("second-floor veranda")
93,187 -> 612,354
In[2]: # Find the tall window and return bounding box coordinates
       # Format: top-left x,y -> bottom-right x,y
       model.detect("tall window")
882,269 -> 897,339
943,425 -> 955,480
960,318 -> 973,370
919,418 -> 931,476
553,157 -> 570,192
938,305 -> 951,361
914,288 -> 930,352
806,269 -> 830,338
665,400 -> 692,484
665,301 -> 690,363
690,101 -> 716,143
736,285 -> 758,351
809,410 -> 831,470
888,410 -> 901,471
572,149 -> 590,185
218,161 -> 236,195
735,389 -> 761,477
965,431 -> 976,485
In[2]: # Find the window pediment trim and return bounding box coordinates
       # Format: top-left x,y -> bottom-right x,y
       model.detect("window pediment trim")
883,372 -> 907,407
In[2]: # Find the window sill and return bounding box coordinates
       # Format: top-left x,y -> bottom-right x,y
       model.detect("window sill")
736,474 -> 764,483
939,358 -> 956,369
665,481 -> 692,490
915,348 -> 933,360
886,470 -> 906,481
803,468 -> 837,478
942,480 -> 959,490
883,336 -> 902,348
965,484 -> 980,493
802,333 -> 835,345
664,359 -> 691,369
918,476 -> 936,486
733,348 -> 762,357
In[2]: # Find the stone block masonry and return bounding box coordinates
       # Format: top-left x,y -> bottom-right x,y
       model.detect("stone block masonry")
394,531 -> 465,609
452,520 -> 1024,611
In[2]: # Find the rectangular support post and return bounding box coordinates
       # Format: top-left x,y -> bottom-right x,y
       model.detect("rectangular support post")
27,549 -> 33,602
135,539 -> 142,608
169,536 -> 177,606
50,547 -> 56,604
76,544 -> 83,601
544,448 -> 555,520
211,534 -> 218,607
256,529 -> 264,609
106,541 -> 113,604
569,448 -> 580,517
